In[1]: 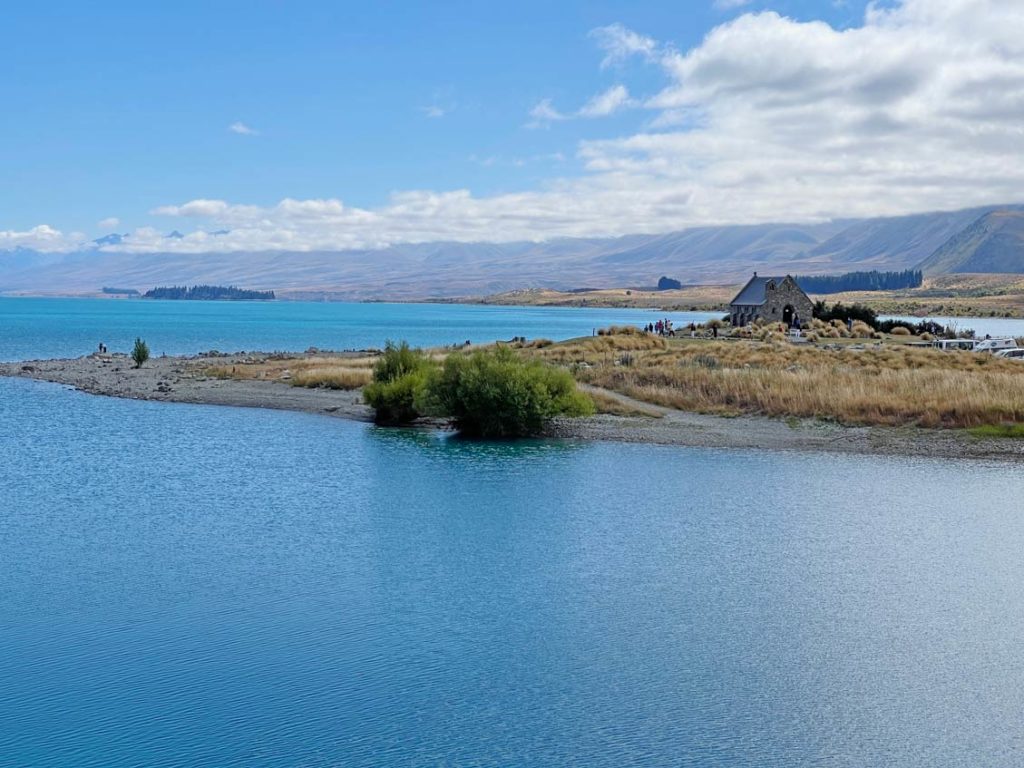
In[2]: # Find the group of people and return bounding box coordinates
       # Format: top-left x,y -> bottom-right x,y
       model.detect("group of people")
646,319 -> 675,336
645,319 -> 719,339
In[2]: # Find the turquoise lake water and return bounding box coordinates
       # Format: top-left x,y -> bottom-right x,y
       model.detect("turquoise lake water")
2,299 -> 1024,766
2,297 -> 1020,363
0,297 -> 724,361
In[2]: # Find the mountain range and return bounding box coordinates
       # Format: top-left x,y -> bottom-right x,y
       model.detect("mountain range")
2,204 -> 1023,299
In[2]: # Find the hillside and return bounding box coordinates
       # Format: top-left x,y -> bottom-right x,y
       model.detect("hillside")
3,204 -> 1024,299
917,210 -> 1024,275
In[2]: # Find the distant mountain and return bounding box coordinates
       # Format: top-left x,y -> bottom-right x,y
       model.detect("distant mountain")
917,209 -> 1024,274
3,204 -> 1024,298
93,233 -> 127,247
805,207 -> 1002,270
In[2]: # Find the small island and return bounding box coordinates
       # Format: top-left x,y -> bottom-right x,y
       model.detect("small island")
144,285 -> 275,301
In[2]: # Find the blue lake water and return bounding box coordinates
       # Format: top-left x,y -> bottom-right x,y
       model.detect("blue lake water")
0,297 -> 722,362
2,299 -> 1024,766
2,297 -> 1021,364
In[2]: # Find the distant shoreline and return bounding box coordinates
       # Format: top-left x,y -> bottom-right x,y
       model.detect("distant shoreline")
3,277 -> 1023,318
2,351 -> 1021,462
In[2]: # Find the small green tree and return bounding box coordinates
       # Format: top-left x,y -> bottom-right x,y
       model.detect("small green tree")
363,340 -> 432,424
131,337 -> 150,369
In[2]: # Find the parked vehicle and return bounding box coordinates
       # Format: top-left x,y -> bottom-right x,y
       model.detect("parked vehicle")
930,338 -> 977,351
974,338 -> 1018,353
994,348 -> 1024,360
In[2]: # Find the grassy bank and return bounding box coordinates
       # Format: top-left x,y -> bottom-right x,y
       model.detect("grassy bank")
205,326 -> 1024,431
531,332 -> 1024,429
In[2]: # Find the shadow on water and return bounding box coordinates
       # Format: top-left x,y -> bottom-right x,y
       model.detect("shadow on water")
365,422 -> 588,460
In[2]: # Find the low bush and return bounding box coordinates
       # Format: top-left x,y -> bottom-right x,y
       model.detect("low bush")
363,341 -> 433,424
418,346 -> 594,437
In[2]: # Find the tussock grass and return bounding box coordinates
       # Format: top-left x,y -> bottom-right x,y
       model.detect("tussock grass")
561,340 -> 1024,428
206,355 -> 378,389
291,367 -> 372,390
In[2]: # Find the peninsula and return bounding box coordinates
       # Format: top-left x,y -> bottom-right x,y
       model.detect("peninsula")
4,328 -> 1022,461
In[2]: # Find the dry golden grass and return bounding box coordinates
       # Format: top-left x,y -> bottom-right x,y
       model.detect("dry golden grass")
290,367 -> 373,390
205,355 -> 378,389
543,335 -> 1024,428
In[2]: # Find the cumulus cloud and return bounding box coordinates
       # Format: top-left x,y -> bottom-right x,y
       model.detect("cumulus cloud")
0,225 -> 81,253
16,0 -> 1024,255
151,199 -> 231,217
98,217 -> 120,229
228,121 -> 259,136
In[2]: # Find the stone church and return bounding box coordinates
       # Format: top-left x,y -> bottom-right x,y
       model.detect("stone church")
729,273 -> 813,328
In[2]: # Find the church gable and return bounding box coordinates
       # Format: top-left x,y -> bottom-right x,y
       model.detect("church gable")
729,273 -> 813,328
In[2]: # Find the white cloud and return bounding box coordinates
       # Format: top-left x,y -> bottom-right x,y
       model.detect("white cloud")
713,0 -> 752,10
0,225 -> 81,253
578,85 -> 633,117
151,199 -> 231,217
589,23 -> 658,68
14,0 -> 1024,255
422,105 -> 446,118
526,98 -> 569,128
98,217 -> 120,230
228,121 -> 259,136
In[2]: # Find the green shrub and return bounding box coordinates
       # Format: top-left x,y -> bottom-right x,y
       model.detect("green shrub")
363,341 -> 432,424
131,338 -> 150,369
364,369 -> 430,424
373,340 -> 426,383
418,346 -> 594,438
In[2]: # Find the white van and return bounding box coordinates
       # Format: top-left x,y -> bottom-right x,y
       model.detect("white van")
974,338 -> 1018,353
931,338 -> 977,351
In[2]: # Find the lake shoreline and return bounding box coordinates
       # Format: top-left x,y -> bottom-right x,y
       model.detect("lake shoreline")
3,351 -> 1022,462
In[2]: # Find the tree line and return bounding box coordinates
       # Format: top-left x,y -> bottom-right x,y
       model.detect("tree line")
143,285 -> 275,301
795,269 -> 923,294
812,301 -> 949,336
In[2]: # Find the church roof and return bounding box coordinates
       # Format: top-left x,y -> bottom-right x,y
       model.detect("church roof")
730,275 -> 788,306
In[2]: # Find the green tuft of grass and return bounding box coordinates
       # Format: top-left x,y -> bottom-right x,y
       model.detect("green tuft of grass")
968,424 -> 1024,439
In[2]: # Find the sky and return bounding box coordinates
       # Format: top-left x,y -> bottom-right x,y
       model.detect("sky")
2,0 -> 1023,253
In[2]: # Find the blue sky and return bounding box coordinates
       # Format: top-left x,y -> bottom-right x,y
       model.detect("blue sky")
2,0 -> 1021,252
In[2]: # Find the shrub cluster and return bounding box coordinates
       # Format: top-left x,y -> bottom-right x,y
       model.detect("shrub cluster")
420,346 -> 593,437
363,342 -> 594,436
363,341 -> 432,425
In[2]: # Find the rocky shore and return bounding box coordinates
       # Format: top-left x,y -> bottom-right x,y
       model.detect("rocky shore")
0,352 -> 374,422
3,351 -> 1022,462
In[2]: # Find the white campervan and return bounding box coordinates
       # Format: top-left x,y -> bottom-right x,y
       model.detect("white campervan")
974,338 -> 1018,353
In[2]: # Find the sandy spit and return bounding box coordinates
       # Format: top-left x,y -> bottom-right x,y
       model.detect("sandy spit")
2,352 -> 1022,462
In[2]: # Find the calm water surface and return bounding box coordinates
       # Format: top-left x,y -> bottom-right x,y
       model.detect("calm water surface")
0,297 -> 722,361
1,376 -> 1023,766
2,299 -> 1023,766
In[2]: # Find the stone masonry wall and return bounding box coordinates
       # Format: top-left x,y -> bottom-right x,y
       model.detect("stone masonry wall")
760,277 -> 814,325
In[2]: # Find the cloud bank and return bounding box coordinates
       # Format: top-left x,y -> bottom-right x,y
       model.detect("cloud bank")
9,0 -> 1024,253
